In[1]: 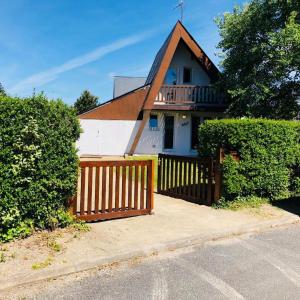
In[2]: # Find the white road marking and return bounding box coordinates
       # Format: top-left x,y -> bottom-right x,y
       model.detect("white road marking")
152,264 -> 168,300
240,240 -> 300,288
177,258 -> 245,300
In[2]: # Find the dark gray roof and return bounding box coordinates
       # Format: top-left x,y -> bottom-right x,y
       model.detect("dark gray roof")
145,25 -> 176,85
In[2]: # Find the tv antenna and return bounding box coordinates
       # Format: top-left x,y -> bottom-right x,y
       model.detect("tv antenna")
173,1 -> 185,23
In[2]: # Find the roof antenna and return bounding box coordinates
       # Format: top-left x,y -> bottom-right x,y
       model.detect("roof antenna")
173,0 -> 184,23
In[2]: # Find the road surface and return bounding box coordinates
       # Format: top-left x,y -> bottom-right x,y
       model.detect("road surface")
8,225 -> 300,299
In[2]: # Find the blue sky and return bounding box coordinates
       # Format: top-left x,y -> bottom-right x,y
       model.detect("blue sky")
0,0 -> 246,104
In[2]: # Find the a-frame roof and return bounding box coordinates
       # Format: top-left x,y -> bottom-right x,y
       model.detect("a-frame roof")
141,20 -> 220,110
145,21 -> 219,86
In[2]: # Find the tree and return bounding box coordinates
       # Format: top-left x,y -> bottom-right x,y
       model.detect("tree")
74,90 -> 99,115
216,0 -> 300,119
0,82 -> 6,96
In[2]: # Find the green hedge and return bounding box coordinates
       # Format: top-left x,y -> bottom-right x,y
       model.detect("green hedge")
198,119 -> 300,200
0,94 -> 80,242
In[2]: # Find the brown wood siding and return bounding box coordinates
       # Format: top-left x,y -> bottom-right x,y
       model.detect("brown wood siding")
79,86 -> 148,120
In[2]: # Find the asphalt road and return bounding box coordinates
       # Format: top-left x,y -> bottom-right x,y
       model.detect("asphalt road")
16,225 -> 300,299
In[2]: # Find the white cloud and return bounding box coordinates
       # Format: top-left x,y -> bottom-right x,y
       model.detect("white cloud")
9,29 -> 155,94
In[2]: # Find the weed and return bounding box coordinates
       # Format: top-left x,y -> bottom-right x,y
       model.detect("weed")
213,196 -> 269,211
0,252 -> 5,263
47,239 -> 62,252
71,222 -> 90,232
32,257 -> 53,270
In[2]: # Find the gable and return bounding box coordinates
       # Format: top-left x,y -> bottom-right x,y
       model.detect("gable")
142,21 -> 220,110
164,40 -> 211,86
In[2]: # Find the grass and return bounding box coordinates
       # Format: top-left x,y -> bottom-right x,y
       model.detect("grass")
32,256 -> 53,270
213,196 -> 269,211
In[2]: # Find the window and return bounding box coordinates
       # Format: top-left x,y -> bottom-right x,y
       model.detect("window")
183,67 -> 192,84
165,68 -> 177,85
149,114 -> 158,130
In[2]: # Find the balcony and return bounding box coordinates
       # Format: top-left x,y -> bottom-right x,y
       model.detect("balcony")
154,85 -> 226,109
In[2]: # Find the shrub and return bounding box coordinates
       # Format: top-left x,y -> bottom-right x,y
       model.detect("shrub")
198,119 -> 300,200
0,94 -> 80,242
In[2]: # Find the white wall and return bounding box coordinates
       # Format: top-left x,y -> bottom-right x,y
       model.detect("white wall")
165,41 -> 210,86
135,112 -> 197,156
77,119 -> 140,156
78,112 -> 214,157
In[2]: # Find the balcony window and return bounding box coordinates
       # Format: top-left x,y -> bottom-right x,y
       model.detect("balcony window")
183,67 -> 192,84
165,68 -> 177,85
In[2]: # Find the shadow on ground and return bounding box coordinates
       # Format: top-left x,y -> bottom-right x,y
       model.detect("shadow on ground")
272,196 -> 300,216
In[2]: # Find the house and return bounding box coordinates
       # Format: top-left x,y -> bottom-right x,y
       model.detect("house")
77,21 -> 227,156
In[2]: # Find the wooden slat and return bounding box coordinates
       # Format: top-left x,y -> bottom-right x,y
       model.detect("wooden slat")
78,209 -> 151,221
157,155 -> 161,193
179,160 -> 183,195
174,159 -> 178,195
201,163 -> 206,201
134,166 -> 139,209
87,167 -> 93,214
140,165 -> 145,209
115,166 -> 120,211
187,161 -> 192,198
108,167 -> 113,212
170,158 -> 174,194
101,166 -> 106,213
121,166 -> 126,210
147,160 -> 154,210
128,166 -> 133,209
165,157 -> 169,190
193,161 -> 197,198
80,160 -> 151,168
80,167 -> 86,215
161,156 -> 165,191
197,161 -> 202,200
95,167 -> 100,214
207,158 -> 213,205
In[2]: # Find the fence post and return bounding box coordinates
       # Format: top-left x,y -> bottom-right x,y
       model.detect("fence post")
214,147 -> 223,203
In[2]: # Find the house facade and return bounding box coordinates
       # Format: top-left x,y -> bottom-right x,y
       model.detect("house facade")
77,22 -> 226,156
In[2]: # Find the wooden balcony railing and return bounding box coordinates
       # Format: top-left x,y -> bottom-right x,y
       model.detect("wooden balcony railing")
155,85 -> 226,105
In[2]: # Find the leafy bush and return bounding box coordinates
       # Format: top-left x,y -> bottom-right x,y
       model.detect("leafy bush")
198,119 -> 300,200
0,94 -> 80,242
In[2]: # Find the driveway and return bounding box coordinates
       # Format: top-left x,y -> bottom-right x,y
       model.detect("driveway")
9,224 -> 300,300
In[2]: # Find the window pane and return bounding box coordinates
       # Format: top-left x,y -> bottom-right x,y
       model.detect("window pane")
183,67 -> 191,83
165,68 -> 177,85
149,115 -> 158,128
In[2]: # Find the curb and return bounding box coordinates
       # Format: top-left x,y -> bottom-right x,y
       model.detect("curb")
1,215 -> 299,292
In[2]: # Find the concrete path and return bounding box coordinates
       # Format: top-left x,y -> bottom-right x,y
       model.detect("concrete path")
4,225 -> 300,299
0,194 -> 299,294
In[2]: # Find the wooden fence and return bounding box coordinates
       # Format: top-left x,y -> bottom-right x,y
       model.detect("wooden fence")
157,153 -> 221,205
71,160 -> 154,221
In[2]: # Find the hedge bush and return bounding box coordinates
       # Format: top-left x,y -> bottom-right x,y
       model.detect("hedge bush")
0,94 -> 80,242
198,119 -> 300,200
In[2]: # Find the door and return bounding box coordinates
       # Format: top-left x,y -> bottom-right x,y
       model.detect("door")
164,116 -> 174,149
191,116 -> 201,150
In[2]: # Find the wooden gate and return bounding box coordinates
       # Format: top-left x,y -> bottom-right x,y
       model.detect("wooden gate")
157,154 -> 220,205
71,160 -> 154,221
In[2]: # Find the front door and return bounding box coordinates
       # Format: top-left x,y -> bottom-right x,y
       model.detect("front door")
164,116 -> 174,149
